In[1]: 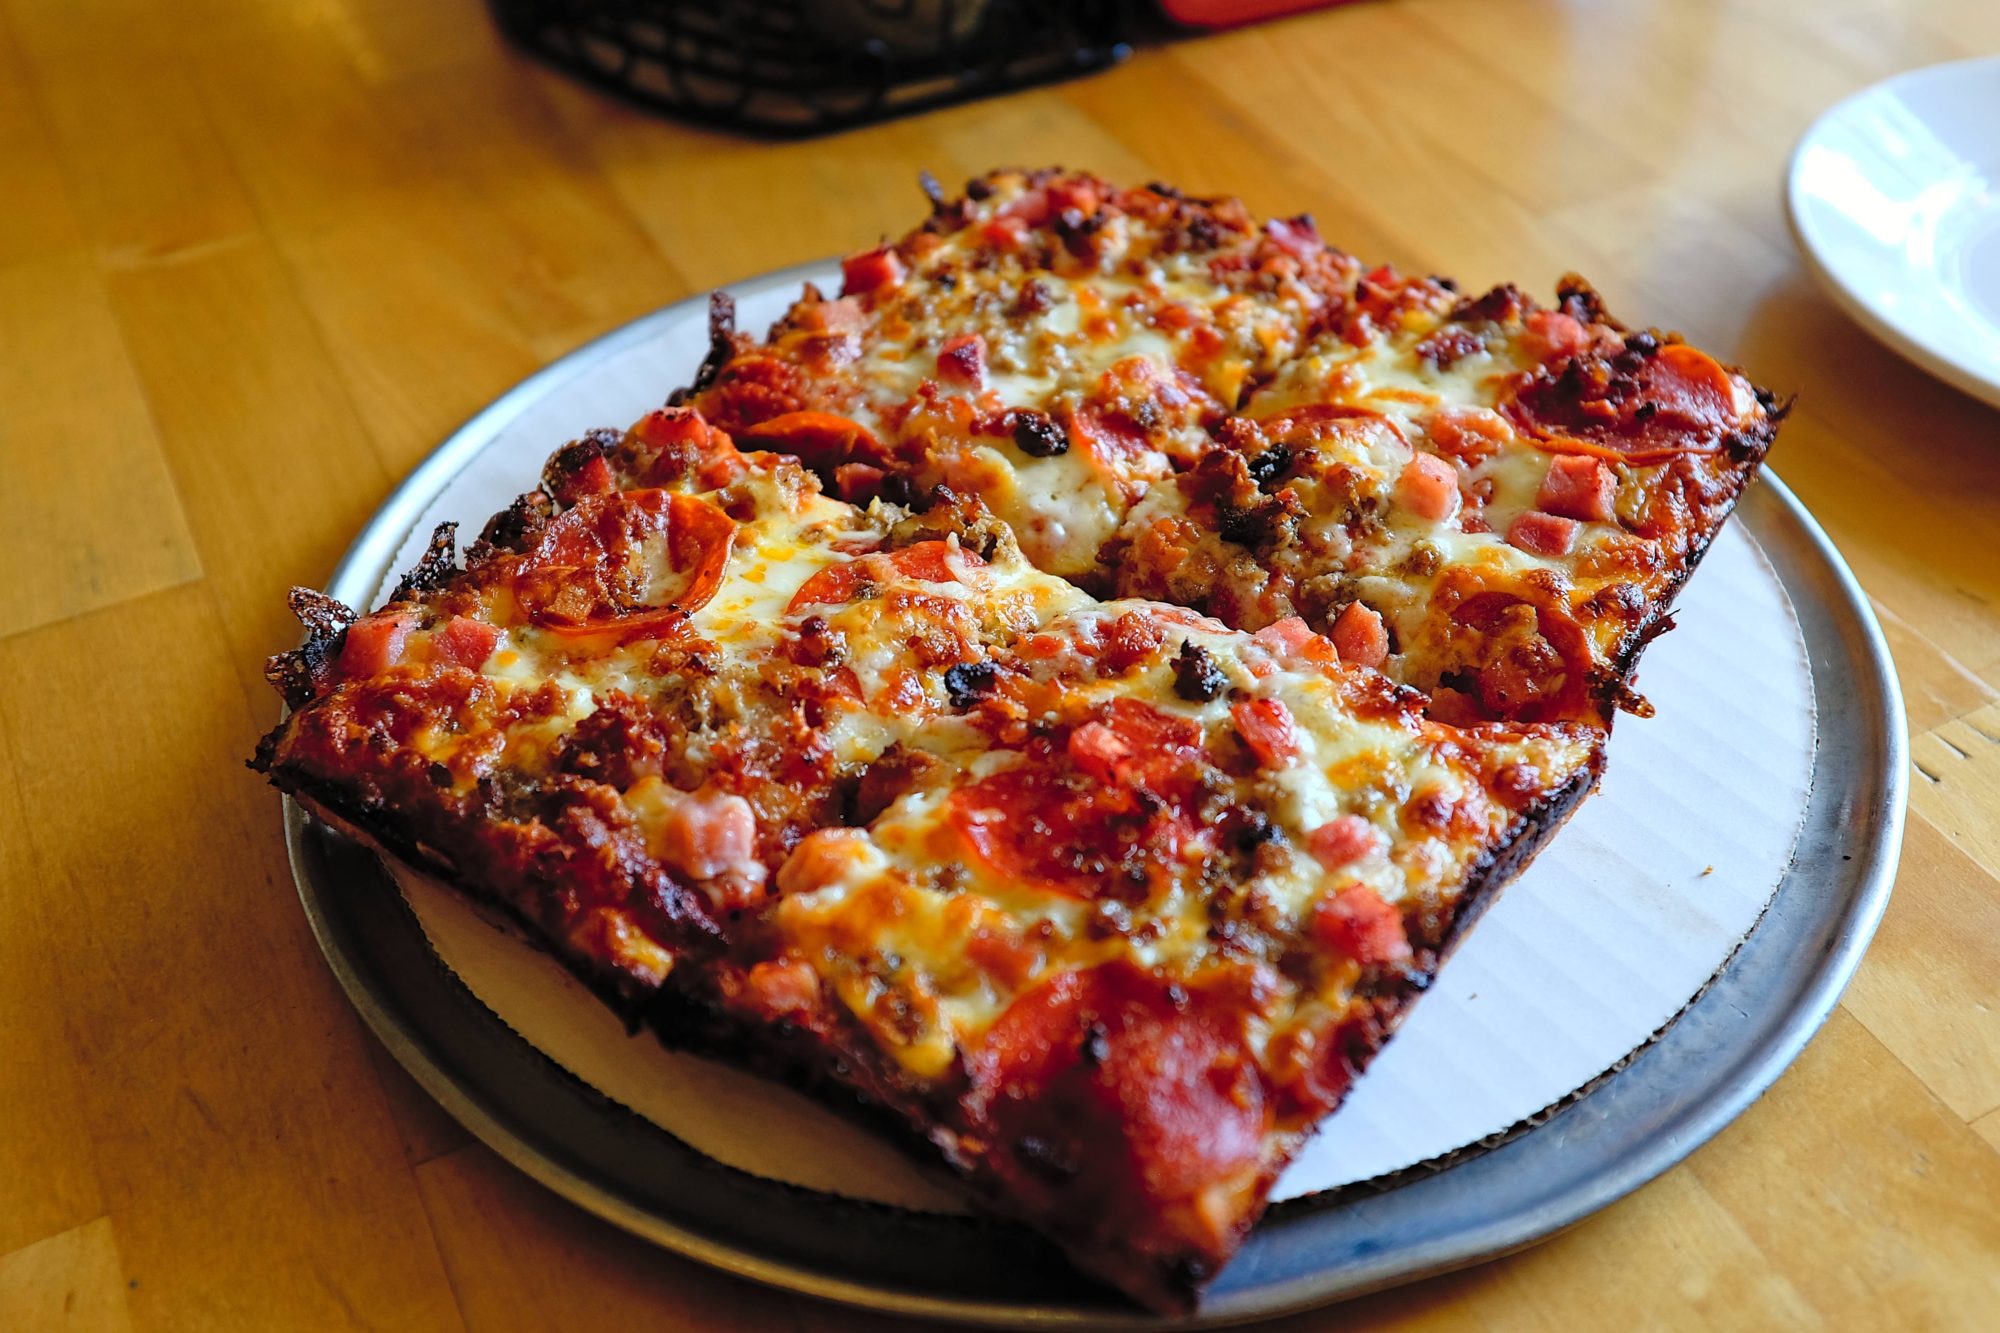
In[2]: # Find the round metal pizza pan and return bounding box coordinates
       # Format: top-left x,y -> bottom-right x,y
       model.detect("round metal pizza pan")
281,267 -> 1908,1328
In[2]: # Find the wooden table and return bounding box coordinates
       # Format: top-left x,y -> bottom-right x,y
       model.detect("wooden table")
4,0 -> 1998,1327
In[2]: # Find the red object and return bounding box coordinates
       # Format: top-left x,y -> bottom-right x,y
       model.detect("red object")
1312,884 -> 1412,965
1537,454 -> 1617,522
1232,697 -> 1302,767
1161,1 -> 1352,28
840,246 -> 905,295
1507,511 -> 1582,558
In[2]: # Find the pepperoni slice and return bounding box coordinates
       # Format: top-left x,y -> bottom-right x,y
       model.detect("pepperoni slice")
736,410 -> 890,473
514,489 -> 735,641
1506,341 -> 1741,462
1253,402 -> 1408,448
974,963 -> 1266,1209
950,703 -> 1203,898
785,540 -> 984,613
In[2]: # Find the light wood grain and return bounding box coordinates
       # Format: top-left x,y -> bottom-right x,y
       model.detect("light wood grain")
0,1218 -> 135,1333
2,0 -> 1997,1327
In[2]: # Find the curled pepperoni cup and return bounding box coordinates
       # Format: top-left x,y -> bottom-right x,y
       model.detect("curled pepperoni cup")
1505,340 -> 1746,464
736,409 -> 892,474
785,540 -> 987,614
513,489 -> 736,641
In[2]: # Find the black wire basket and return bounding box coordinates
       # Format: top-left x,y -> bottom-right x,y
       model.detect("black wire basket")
489,0 -> 1146,136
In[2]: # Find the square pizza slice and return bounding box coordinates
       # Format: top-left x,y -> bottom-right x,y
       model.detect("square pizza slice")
254,406 -> 1602,1311
682,169 -> 1782,726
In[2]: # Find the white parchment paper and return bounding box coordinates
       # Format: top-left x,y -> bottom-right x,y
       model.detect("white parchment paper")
377,272 -> 1816,1205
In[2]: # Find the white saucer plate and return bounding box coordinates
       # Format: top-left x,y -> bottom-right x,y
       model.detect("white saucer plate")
1787,54 -> 2000,410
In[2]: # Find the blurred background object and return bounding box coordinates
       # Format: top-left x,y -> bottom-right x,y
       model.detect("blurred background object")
487,0 -> 1355,135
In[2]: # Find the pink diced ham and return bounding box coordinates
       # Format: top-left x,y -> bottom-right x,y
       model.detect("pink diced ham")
1307,814 -> 1385,870
1396,452 -> 1461,522
1507,511 -> 1581,557
1331,602 -> 1389,669
1537,454 -> 1616,522
660,789 -> 761,882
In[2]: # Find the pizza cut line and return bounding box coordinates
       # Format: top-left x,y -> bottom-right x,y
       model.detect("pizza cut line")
252,170 -> 1779,1313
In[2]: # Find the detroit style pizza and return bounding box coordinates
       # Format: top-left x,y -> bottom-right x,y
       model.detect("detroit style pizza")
253,170 -> 1779,1311
684,169 -> 1782,726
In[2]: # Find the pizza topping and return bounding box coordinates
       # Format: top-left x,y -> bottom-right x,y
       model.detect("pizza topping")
737,410 -> 887,473
1251,616 -> 1338,669
776,827 -> 873,896
433,615 -> 500,670
1537,454 -> 1616,522
1395,451 -> 1461,523
1172,639 -> 1226,702
1425,406 -> 1509,465
786,540 -> 986,612
943,659 -> 1000,708
1312,884 -> 1412,966
1507,341 -> 1743,461
975,963 -> 1266,1206
1330,602 -> 1389,669
339,611 -> 415,677
832,461 -> 888,504
1009,409 -> 1070,458
655,787 -> 766,898
841,246 -> 905,296
514,489 -> 735,636
1507,511 -> 1581,557
737,958 -> 823,1019
1307,815 -> 1385,870
1518,308 -> 1590,364
1232,698 -> 1301,768
936,333 -> 987,387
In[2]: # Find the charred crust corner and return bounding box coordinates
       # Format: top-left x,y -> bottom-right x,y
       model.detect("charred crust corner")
1554,272 -> 1618,329
263,588 -> 358,710
389,522 -> 460,604
672,290 -> 739,406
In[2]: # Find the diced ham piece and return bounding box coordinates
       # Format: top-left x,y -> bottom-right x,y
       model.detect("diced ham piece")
1265,215 -> 1322,259
739,958 -> 821,1019
339,612 -> 415,676
1520,309 -> 1589,362
1507,511 -> 1581,557
659,789 -> 762,883
832,462 -> 887,504
1537,454 -> 1617,522
1066,720 -> 1133,787
777,828 -> 868,896
1252,615 -> 1337,666
840,246 -> 904,296
1232,698 -> 1302,768
1045,180 -> 1100,218
936,333 -> 986,387
797,296 -> 865,334
1312,884 -> 1413,966
981,215 -> 1028,250
1331,602 -> 1389,669
1428,687 -> 1485,727
433,616 -> 500,670
1426,405 -> 1510,465
1307,815 -> 1384,870
1000,186 -> 1054,225
1396,452 -> 1461,522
